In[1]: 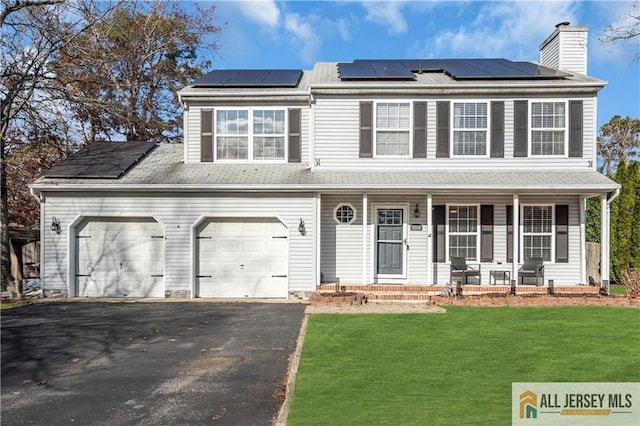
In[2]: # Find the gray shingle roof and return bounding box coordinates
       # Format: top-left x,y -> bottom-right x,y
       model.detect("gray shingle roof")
32,144 -> 619,193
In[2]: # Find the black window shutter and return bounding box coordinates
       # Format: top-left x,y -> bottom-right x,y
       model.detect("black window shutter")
490,101 -> 505,158
433,205 -> 446,262
288,108 -> 301,163
506,205 -> 513,263
436,101 -> 450,158
201,109 -> 214,162
413,101 -> 427,158
514,100 -> 528,157
568,101 -> 583,157
480,205 -> 494,262
556,205 -> 569,263
359,102 -> 373,158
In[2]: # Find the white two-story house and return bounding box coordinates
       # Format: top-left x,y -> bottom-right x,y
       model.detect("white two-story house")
31,23 -> 619,299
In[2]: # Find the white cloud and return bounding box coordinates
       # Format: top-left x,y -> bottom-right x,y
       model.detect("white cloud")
235,0 -> 280,27
285,13 -> 321,63
361,1 -> 408,34
420,1 -> 580,60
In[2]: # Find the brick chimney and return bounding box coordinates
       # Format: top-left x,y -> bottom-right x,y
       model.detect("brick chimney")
539,22 -> 588,75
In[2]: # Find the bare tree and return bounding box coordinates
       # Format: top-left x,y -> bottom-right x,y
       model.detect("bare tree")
1,0 -> 119,289
598,115 -> 640,176
601,1 -> 640,60
53,1 -> 221,143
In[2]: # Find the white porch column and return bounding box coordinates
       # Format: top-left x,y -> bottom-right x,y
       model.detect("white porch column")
512,193 -> 519,286
579,196 -> 587,284
362,193 -> 368,285
600,194 -> 609,286
426,194 -> 433,285
315,193 -> 322,287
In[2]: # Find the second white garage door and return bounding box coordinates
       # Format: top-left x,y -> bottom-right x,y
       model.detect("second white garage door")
197,218 -> 289,298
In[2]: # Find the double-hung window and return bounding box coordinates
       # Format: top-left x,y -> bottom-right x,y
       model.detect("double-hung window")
375,102 -> 410,156
522,205 -> 553,261
453,102 -> 487,156
531,102 -> 566,156
216,109 -> 286,161
448,205 -> 479,261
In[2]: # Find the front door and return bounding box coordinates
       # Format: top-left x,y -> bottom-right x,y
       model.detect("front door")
376,208 -> 405,277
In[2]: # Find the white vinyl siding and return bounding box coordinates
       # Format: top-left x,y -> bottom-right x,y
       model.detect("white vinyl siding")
540,34 -> 560,70
40,192 -> 315,296
320,195 -> 364,283
558,30 -> 588,75
312,96 -> 594,170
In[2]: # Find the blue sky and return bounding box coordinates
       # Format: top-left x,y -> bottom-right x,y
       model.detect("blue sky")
195,0 -> 640,130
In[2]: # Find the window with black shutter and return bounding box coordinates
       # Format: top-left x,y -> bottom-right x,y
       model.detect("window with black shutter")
556,205 -> 569,263
433,205 -> 446,262
288,108 -> 301,163
480,205 -> 494,262
201,109 -> 214,162
436,101 -> 450,158
359,102 -> 373,158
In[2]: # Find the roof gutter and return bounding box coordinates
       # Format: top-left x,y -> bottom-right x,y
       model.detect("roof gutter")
29,182 -> 621,194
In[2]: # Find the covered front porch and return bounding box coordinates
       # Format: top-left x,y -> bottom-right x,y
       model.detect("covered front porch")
318,188 -> 618,293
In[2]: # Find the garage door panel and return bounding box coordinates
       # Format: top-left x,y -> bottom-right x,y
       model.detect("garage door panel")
197,218 -> 288,298
76,218 -> 164,298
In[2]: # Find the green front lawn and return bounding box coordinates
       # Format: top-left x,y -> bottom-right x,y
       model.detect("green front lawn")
287,307 -> 640,425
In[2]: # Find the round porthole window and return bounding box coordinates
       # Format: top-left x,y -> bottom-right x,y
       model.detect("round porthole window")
334,204 -> 356,224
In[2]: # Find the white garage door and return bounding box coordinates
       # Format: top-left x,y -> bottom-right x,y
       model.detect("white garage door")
197,218 -> 288,298
76,218 -> 164,297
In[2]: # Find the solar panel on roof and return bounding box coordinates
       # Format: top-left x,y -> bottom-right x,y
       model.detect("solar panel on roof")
338,62 -> 376,79
338,61 -> 415,80
262,69 -> 304,86
338,58 -> 570,81
370,61 -> 414,79
191,69 -> 303,87
192,70 -> 239,86
438,60 -> 492,78
42,141 -> 156,179
509,61 -> 571,78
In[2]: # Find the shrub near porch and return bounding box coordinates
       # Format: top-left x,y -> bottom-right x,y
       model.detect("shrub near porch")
287,307 -> 640,425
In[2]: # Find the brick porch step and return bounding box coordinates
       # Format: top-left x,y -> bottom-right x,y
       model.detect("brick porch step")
317,283 -> 600,300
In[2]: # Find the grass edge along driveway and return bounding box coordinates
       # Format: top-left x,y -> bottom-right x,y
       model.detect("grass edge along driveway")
287,306 -> 640,425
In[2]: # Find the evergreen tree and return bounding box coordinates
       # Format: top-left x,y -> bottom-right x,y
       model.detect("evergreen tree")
585,197 -> 601,243
629,162 -> 640,267
610,162 -> 638,281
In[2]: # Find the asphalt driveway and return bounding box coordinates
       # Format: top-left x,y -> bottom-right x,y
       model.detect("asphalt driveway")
1,301 -> 306,425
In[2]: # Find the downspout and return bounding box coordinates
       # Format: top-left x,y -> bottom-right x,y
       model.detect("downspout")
30,187 -> 45,297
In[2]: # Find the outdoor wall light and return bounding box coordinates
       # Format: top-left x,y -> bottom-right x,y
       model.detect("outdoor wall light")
51,216 -> 61,234
298,218 -> 306,235
414,204 -> 420,218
